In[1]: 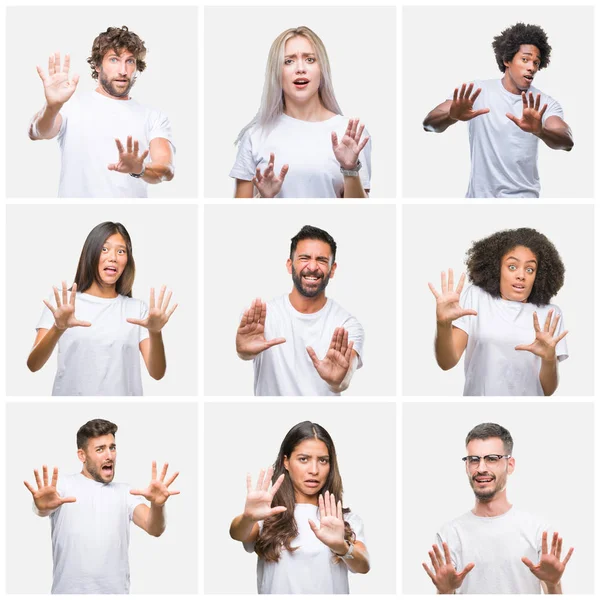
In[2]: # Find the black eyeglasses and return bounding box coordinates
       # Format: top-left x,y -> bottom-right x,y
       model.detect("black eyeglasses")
462,454 -> 511,468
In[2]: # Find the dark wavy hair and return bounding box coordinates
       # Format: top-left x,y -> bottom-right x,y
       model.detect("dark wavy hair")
255,421 -> 355,562
73,222 -> 135,297
77,418 -> 118,450
465,228 -> 564,306
87,26 -> 147,80
492,23 -> 552,72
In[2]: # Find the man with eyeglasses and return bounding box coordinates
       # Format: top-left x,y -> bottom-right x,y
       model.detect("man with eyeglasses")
422,423 -> 573,594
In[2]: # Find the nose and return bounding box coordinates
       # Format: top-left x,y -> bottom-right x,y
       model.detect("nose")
308,459 -> 319,475
295,60 -> 306,74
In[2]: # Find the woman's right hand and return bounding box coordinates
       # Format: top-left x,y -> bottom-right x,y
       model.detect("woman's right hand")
252,153 -> 289,198
244,466 -> 287,522
43,282 -> 91,331
428,269 -> 477,325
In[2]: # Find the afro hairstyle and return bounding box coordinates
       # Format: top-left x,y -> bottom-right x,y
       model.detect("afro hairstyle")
492,23 -> 552,72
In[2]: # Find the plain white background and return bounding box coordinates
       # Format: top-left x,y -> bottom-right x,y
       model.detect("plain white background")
203,203 -> 396,396
402,402 -> 594,594
402,5 -> 594,198
6,6 -> 198,198
204,5 -> 397,198
6,401 -> 198,594
204,401 -> 396,594
6,204 -> 198,396
402,203 -> 594,396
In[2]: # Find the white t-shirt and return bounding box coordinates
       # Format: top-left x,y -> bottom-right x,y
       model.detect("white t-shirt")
454,285 -> 568,396
56,91 -> 174,198
243,503 -> 365,594
437,507 -> 550,594
36,292 -> 149,396
254,295 -> 364,396
48,473 -> 145,594
230,114 -> 372,198
451,79 -> 564,198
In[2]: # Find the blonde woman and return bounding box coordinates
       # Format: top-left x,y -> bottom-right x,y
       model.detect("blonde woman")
230,26 -> 371,199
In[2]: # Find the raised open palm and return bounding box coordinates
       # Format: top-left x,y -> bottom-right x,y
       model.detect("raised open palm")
244,466 -> 286,522
308,491 -> 346,550
428,269 -> 477,325
331,118 -> 369,170
126,285 -> 177,333
130,461 -> 180,507
252,153 -> 289,198
515,310 -> 567,361
24,466 -> 76,513
423,542 -> 475,594
306,327 -> 354,386
36,52 -> 79,107
449,83 -> 490,122
43,282 -> 91,331
522,531 -> 573,585
507,92 -> 547,135
236,298 -> 286,358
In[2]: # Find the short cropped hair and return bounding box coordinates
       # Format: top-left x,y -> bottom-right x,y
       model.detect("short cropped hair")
77,419 -> 118,450
290,225 -> 337,262
492,23 -> 552,72
465,422 -> 513,455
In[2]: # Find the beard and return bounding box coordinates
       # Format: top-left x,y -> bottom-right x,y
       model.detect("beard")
99,70 -> 135,98
469,470 -> 507,502
291,264 -> 331,298
86,459 -> 115,483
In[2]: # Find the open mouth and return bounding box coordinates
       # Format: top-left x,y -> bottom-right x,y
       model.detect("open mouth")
102,464 -> 114,475
304,479 -> 320,488
523,74 -> 534,83
512,284 -> 525,291
474,476 -> 493,484
293,78 -> 309,88
104,266 -> 118,275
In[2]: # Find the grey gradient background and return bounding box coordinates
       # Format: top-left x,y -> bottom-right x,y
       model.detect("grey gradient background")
402,402 -> 594,594
402,204 -> 594,396
6,401 -> 198,594
204,401 -> 396,594
6,6 -> 198,198
6,204 -> 198,396
204,203 -> 396,396
402,5 -> 593,198
204,5 -> 397,198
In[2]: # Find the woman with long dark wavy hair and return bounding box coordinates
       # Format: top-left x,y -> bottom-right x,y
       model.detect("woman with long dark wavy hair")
230,421 -> 369,593
428,227 -> 568,396
27,221 -> 177,395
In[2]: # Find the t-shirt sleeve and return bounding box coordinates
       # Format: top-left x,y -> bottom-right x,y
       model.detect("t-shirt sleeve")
552,306 -> 568,361
359,130 -> 372,191
453,285 -> 478,336
541,95 -> 564,123
230,129 -> 256,181
137,300 -> 150,343
56,99 -> 72,143
126,488 -> 146,521
36,291 -> 57,331
347,511 -> 366,545
148,109 -> 175,152
435,527 -> 458,569
342,315 -> 365,368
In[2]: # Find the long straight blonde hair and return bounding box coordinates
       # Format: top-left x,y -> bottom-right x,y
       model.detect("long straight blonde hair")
235,26 -> 342,144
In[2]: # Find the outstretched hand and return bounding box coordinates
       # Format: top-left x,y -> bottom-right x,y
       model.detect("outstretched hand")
36,52 -> 79,107
428,269 -> 477,325
449,83 -> 490,122
24,466 -> 76,513
126,285 -> 177,333
236,298 -> 286,358
130,461 -> 180,506
522,531 -> 574,586
331,118 -> 370,170
515,310 -> 567,362
306,327 -> 354,387
43,281 -> 91,331
243,466 -> 287,522
107,136 -> 149,174
422,542 -> 475,594
506,92 -> 547,135
308,491 -> 347,553
252,153 -> 289,198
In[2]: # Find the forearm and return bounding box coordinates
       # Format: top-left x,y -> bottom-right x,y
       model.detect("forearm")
434,322 -> 460,370
145,502 -> 166,537
142,161 -> 174,184
27,326 -> 63,372
423,108 -> 457,133
229,513 -> 257,542
544,582 -> 563,594
539,358 -> 559,396
342,175 -> 367,198
146,332 -> 167,379
534,125 -> 573,151
342,545 -> 370,574
29,103 -> 62,140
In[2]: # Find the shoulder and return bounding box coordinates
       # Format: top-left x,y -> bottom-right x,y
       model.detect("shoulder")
439,511 -> 473,535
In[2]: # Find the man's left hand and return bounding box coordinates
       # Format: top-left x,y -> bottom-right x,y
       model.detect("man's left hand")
506,92 -> 547,135
522,531 -> 574,585
108,135 -> 149,175
306,327 -> 354,387
130,461 -> 180,506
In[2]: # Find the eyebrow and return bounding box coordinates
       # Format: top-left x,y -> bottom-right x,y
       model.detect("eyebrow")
506,256 -> 537,264
521,52 -> 540,59
298,253 -> 329,260
103,243 -> 127,249
297,453 -> 329,458
285,52 -> 316,58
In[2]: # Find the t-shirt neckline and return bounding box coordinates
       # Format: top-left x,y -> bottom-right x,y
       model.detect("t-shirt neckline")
285,294 -> 330,317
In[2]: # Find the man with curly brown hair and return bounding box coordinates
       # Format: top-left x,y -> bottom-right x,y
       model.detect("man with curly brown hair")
29,26 -> 175,198
423,23 -> 573,198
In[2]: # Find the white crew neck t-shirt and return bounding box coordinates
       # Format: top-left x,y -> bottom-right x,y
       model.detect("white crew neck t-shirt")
453,285 -> 568,396
49,473 -> 145,594
450,79 -> 564,198
437,507 -> 550,594
36,292 -> 149,396
230,114 -> 372,198
253,295 -> 364,396
243,503 -> 366,594
56,91 -> 174,198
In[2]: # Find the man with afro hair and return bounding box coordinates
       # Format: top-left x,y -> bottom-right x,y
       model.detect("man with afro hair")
423,23 -> 573,198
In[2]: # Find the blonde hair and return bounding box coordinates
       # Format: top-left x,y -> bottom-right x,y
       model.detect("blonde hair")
235,26 -> 342,144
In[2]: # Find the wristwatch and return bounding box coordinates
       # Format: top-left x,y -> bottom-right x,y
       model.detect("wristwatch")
340,160 -> 362,177
335,541 -> 355,560
130,165 -> 146,179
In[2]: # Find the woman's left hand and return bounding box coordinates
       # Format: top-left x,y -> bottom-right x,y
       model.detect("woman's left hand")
331,118 -> 370,170
515,310 -> 568,362
308,491 -> 347,554
127,285 -> 178,333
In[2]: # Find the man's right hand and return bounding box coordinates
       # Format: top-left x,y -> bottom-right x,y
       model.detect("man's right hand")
449,83 -> 490,122
36,52 -> 79,108
24,466 -> 76,514
428,269 -> 477,326
422,542 -> 475,594
236,298 -> 286,359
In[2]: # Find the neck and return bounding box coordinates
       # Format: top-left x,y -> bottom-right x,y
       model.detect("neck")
500,73 -> 522,96
94,86 -> 130,101
283,94 -> 332,122
294,491 -> 319,505
472,490 -> 512,517
289,289 -> 327,313
86,281 -> 119,299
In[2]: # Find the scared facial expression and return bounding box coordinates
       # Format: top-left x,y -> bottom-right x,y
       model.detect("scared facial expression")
499,245 -> 537,302
78,434 -> 117,483
281,35 -> 321,104
503,44 -> 541,93
465,437 -> 514,501
284,438 -> 331,503
98,233 -> 128,287
287,239 -> 337,298
97,49 -> 137,98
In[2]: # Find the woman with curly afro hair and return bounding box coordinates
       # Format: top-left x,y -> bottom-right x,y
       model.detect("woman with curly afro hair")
423,23 -> 573,198
428,228 -> 568,396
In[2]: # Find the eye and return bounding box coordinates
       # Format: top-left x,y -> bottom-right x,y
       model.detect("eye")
299,457 -> 307,463
127,59 -> 135,64
102,246 -> 108,252
526,267 -> 534,274
486,455 -> 499,464
110,57 -> 117,63
467,457 -> 480,465
508,264 -> 516,270
118,249 -> 126,255
284,58 -> 293,65
319,458 -> 329,464
306,57 -> 315,63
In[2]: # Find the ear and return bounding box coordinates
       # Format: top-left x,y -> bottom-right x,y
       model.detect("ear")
77,448 -> 86,464
283,455 -> 289,471
329,261 -> 337,280
507,456 -> 515,475
286,258 -> 293,275
503,59 -> 511,70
